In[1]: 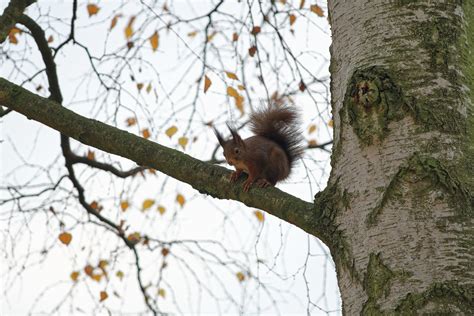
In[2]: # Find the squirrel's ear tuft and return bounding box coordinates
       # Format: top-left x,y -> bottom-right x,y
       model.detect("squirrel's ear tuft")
226,124 -> 245,147
213,127 -> 225,147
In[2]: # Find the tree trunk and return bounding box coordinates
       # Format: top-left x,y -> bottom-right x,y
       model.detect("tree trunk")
327,0 -> 473,314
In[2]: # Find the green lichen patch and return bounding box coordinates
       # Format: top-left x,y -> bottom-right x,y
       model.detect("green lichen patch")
342,66 -> 414,146
361,253 -> 394,315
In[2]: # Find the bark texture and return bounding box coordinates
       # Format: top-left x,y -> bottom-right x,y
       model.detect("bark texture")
328,0 -> 473,314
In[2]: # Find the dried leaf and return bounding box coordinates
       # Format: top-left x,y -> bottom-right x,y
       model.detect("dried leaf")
235,95 -> 244,115
227,87 -> 239,98
165,126 -> 178,138
204,75 -> 212,93
47,35 -> 54,43
187,31 -> 198,37
98,260 -> 108,270
232,32 -> 239,42
236,272 -> 245,282
308,124 -> 317,134
157,205 -> 166,215
91,273 -> 102,282
310,4 -> 324,17
87,150 -> 95,160
299,80 -> 306,92
308,139 -> 318,146
59,232 -> 72,245
226,72 -> 239,80
161,248 -> 170,256
289,14 -> 297,26
158,288 -> 166,298
237,85 -> 245,91
110,14 -> 122,30
90,201 -> 102,211
141,128 -> 150,139
127,232 -> 141,244
70,271 -> 80,282
253,210 -> 264,222
142,199 -> 155,210
251,26 -> 261,35
136,83 -> 144,91
299,0 -> 306,9
248,45 -> 257,57
149,31 -> 159,52
146,83 -> 152,94
328,119 -> 334,128
87,4 -> 100,17
178,137 -> 188,149
116,270 -> 124,280
207,31 -> 216,42
125,16 -> 136,39
84,265 -> 94,276
176,194 -> 185,207
120,201 -> 129,212
99,291 -> 108,302
8,27 -> 21,44
125,117 -> 137,126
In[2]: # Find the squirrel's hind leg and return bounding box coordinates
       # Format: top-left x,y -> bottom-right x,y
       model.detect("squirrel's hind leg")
256,178 -> 273,188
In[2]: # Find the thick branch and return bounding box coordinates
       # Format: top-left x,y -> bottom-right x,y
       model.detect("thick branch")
0,78 -> 325,239
0,0 -> 35,43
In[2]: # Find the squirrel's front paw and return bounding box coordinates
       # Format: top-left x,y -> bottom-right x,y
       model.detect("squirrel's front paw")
230,171 -> 241,183
256,178 -> 272,188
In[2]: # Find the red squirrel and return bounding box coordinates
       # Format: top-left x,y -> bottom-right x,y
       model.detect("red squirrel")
214,106 -> 303,192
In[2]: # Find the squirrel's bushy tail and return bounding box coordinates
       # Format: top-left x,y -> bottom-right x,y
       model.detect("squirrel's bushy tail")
250,105 -> 303,169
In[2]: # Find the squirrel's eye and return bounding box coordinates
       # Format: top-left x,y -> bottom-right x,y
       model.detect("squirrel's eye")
234,148 -> 240,154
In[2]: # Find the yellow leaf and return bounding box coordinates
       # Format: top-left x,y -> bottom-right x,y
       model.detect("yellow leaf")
226,72 -> 239,80
120,201 -> 129,212
125,16 -> 136,39
98,260 -> 108,270
125,117 -> 137,126
87,4 -> 100,17
91,273 -> 102,282
253,210 -> 264,222
149,31 -> 159,52
237,85 -> 245,91
207,31 -> 216,42
141,128 -> 150,139
157,205 -> 166,215
308,139 -> 318,146
146,83 -> 152,94
99,291 -> 108,302
165,126 -> 178,138
227,87 -> 239,98
289,14 -> 297,26
308,124 -> 317,134
187,31 -> 197,38
116,270 -> 124,280
251,26 -> 261,35
248,45 -> 257,57
235,95 -> 244,115
178,137 -> 188,149
59,232 -> 72,245
87,150 -> 95,160
158,288 -> 166,298
84,264 -> 94,276
310,4 -> 324,17
232,32 -> 239,42
204,75 -> 212,93
176,194 -> 185,207
328,119 -> 334,128
236,272 -> 245,282
70,271 -> 80,282
127,232 -> 141,244
142,199 -> 155,210
110,14 -> 122,30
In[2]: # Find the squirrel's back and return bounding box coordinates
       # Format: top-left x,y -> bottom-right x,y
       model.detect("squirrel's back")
249,106 -> 303,171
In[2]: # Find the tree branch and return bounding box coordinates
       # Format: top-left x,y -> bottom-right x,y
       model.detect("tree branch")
0,78 -> 327,239
0,0 -> 35,43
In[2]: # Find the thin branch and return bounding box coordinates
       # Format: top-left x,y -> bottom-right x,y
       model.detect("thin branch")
0,0 -> 36,43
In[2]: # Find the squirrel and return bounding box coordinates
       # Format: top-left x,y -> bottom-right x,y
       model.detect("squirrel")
214,105 -> 303,192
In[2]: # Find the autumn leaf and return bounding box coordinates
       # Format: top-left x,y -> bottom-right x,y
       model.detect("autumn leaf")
127,232 -> 141,244
165,126 -> 178,138
141,128 -> 150,139
328,119 -> 334,128
289,14 -> 297,26
8,27 -> 21,44
91,273 -> 102,282
236,272 -> 245,282
235,95 -> 244,115
308,124 -> 317,134
158,288 -> 166,298
176,194 -> 185,207
136,83 -> 144,91
116,270 -> 124,280
310,4 -> 324,17
142,199 -> 155,210
120,200 -> 129,212
248,45 -> 257,57
227,87 -> 239,98
59,232 -> 72,245
70,271 -> 80,282
178,137 -> 188,149
86,150 -> 95,160
99,291 -> 108,302
157,205 -> 166,215
253,210 -> 264,222
226,72 -> 239,80
146,83 -> 152,94
149,31 -> 159,52
187,31 -> 198,38
300,0 -> 306,9
110,14 -> 122,30
237,85 -> 245,91
125,16 -> 136,39
161,248 -> 170,256
87,4 -> 100,17
47,35 -> 54,43
207,31 -> 216,42
98,260 -> 108,270
204,75 -> 212,93
299,80 -> 306,92
232,32 -> 239,42
125,117 -> 137,126
90,200 -> 102,211
251,26 -> 261,35
84,264 -> 94,276
308,139 -> 318,146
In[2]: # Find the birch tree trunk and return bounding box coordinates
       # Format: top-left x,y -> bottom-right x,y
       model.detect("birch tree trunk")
327,0 -> 473,313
